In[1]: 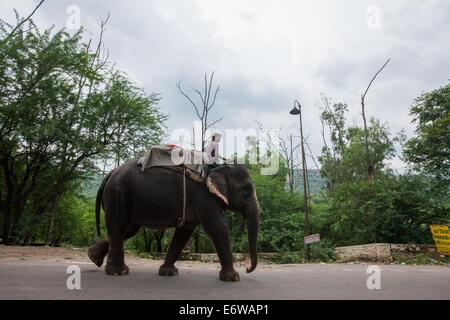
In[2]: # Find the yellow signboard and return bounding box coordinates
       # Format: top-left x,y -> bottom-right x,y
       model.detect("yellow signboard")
429,225 -> 450,255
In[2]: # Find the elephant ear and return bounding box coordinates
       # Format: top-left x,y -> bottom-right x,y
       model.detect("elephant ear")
206,171 -> 229,205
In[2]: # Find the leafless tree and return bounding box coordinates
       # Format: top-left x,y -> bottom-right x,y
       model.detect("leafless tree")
177,72 -> 222,150
256,121 -> 300,194
279,135 -> 300,193
361,58 -> 390,180
320,94 -> 345,156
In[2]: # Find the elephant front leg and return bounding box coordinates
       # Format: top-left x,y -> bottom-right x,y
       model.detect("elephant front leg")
202,217 -> 240,282
159,225 -> 196,276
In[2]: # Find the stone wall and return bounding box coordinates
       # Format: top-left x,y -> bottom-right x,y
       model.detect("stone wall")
148,244 -> 438,263
335,243 -> 393,262
335,243 -> 438,262
390,244 -> 436,255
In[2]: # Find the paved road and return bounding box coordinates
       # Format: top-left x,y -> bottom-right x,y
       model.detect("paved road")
0,259 -> 449,299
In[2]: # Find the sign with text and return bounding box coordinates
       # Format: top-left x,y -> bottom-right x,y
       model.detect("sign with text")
304,233 -> 320,245
429,225 -> 450,255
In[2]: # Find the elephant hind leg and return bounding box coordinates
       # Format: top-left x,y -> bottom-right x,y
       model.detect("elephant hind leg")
88,225 -> 140,268
88,239 -> 109,267
105,224 -> 141,276
124,224 -> 141,239
105,235 -> 129,276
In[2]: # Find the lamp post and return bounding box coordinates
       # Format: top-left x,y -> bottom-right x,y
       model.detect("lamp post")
290,99 -> 310,261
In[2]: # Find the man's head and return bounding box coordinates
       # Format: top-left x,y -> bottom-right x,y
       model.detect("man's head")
212,133 -> 222,143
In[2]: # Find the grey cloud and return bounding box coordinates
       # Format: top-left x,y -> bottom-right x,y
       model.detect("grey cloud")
2,0 -> 449,169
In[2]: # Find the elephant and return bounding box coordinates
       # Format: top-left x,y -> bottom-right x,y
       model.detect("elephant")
87,159 -> 260,282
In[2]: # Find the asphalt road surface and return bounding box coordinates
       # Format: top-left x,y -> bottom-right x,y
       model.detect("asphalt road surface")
0,259 -> 449,299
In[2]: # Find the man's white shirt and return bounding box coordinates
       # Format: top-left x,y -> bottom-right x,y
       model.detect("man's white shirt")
204,141 -> 219,164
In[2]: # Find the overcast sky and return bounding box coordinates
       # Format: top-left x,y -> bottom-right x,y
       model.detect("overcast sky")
2,0 -> 449,170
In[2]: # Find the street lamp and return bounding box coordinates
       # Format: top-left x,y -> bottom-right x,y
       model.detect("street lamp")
289,99 -> 310,261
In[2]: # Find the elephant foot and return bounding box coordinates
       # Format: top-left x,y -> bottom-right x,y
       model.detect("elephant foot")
105,263 -> 129,276
159,264 -> 179,276
87,239 -> 109,268
220,269 -> 240,282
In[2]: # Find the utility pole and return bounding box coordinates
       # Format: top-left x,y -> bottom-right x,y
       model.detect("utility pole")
289,134 -> 294,193
290,99 -> 310,261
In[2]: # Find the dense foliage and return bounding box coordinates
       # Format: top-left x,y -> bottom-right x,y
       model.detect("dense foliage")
320,175 -> 449,246
404,83 -> 450,184
314,95 -> 450,248
0,16 -> 165,244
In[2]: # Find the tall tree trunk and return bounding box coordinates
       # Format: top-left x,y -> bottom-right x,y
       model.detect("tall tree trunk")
194,233 -> 199,253
155,229 -> 165,253
361,97 -> 374,180
289,135 -> 294,194
1,171 -> 14,244
2,207 -> 12,244
22,231 -> 34,246
45,197 -> 60,246
185,237 -> 194,253
10,198 -> 26,244
142,228 -> 153,252
102,159 -> 108,176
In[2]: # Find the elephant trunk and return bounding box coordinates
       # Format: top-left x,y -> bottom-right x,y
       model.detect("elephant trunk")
245,201 -> 259,273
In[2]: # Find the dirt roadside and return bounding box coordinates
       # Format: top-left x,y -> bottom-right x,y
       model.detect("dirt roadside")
0,245 -> 208,268
0,245 -> 269,270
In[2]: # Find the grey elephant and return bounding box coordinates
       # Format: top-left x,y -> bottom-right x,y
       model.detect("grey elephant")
87,160 -> 259,282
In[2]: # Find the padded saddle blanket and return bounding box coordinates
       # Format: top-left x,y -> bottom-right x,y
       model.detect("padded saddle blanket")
138,147 -> 227,207
138,146 -> 204,174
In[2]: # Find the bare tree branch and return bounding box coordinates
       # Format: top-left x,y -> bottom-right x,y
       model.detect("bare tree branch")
208,85 -> 220,111
192,87 -> 206,106
320,118 -> 328,150
177,81 -> 202,120
303,137 -> 321,173
320,93 -> 345,152
361,58 -> 390,180
362,58 -> 391,101
205,72 -> 214,111
205,117 -> 223,130
177,72 -> 222,149
1,0 -> 46,45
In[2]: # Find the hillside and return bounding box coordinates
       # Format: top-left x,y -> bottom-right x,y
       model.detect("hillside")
291,169 -> 325,195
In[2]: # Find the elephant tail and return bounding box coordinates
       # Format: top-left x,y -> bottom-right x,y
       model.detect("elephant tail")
96,170 -> 114,237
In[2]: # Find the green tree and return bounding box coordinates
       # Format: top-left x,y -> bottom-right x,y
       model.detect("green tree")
0,15 -> 165,244
404,83 -> 450,184
319,99 -> 395,188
